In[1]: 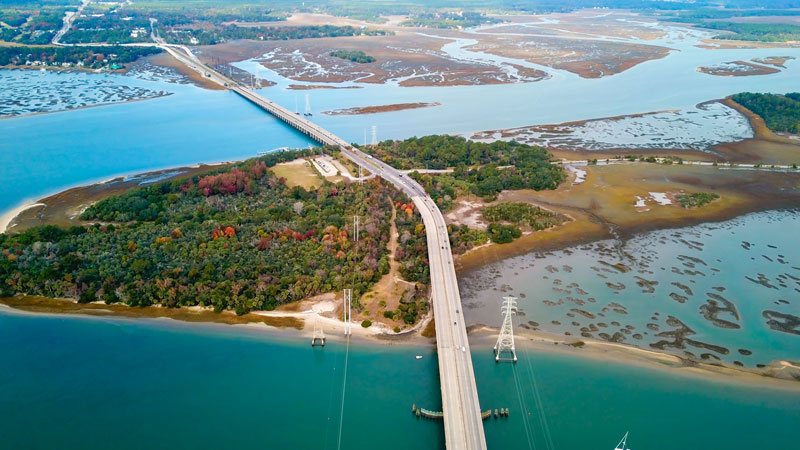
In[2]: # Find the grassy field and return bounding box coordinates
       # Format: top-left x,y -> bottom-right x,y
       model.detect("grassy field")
456,161 -> 800,270
270,158 -> 324,190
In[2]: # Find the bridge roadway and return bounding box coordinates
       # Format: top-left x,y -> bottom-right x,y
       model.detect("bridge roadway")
160,45 -> 487,449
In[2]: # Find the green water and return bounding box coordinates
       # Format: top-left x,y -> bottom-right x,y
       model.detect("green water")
461,210 -> 800,366
1,310 -> 797,449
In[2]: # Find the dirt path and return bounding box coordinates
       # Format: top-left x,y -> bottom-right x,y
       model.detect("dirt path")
357,199 -> 415,328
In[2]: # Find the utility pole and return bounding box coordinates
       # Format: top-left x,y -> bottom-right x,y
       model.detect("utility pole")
494,296 -> 518,362
343,289 -> 352,336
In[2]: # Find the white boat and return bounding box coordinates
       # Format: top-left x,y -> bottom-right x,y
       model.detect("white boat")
614,432 -> 631,450
415,355 -> 423,359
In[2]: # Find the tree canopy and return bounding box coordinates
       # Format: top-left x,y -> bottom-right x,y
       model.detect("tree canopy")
732,92 -> 800,133
1,150 -> 426,322
366,135 -> 566,208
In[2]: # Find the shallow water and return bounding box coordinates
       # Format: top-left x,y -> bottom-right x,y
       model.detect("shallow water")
1,19 -> 800,448
0,73 -> 315,213
1,310 -> 798,450
232,21 -> 800,142
474,101 -> 754,151
460,210 -> 800,366
2,20 -> 800,214
0,70 -> 171,117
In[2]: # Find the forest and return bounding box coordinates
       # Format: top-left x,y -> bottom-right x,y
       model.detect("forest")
676,192 -> 720,208
367,136 -> 565,208
0,5 -> 65,44
482,202 -> 566,231
0,45 -> 161,68
703,22 -> 800,42
0,150 -> 428,323
732,92 -> 800,133
330,50 -> 375,63
447,202 -> 568,251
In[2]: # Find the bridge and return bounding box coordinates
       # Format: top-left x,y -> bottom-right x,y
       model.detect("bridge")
161,45 -> 488,449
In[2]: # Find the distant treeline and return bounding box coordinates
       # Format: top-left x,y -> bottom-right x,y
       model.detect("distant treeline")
702,22 -> 800,42
653,7 -> 800,42
0,45 -> 161,67
401,11 -> 500,29
162,25 -> 389,46
60,6 -> 289,44
655,7 -> 800,22
732,92 -> 800,133
7,0 -> 800,46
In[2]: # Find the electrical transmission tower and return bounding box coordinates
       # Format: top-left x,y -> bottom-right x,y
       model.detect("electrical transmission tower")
353,216 -> 360,243
494,295 -> 518,362
343,289 -> 352,336
370,125 -> 377,146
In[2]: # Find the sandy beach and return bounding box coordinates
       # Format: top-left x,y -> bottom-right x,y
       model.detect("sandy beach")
2,296 -> 797,389
0,202 -> 44,234
0,161 -> 235,234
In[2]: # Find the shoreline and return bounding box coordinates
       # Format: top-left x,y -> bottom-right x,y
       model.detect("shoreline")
0,92 -> 173,122
0,63 -> 126,75
0,161 -> 237,234
0,296 -> 432,347
1,143 -> 798,389
470,327 -> 800,391
323,102 -> 441,116
0,202 -> 44,234
2,298 -> 797,390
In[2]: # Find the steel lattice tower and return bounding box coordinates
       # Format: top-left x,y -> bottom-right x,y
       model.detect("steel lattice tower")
343,289 -> 352,336
494,295 -> 518,362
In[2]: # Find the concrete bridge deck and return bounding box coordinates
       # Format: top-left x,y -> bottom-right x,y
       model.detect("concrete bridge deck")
163,45 -> 487,450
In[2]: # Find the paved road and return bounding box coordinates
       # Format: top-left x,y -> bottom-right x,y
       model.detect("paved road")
142,44 -> 488,449
52,0 -> 91,45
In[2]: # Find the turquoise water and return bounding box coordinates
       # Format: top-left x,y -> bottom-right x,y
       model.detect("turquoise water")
3,23 -> 800,214
461,210 -> 800,366
2,20 -> 800,449
0,74 -> 315,213
236,24 -> 800,140
1,310 -> 798,450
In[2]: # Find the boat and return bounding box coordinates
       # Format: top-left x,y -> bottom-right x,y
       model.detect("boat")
415,355 -> 423,359
614,432 -> 631,450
